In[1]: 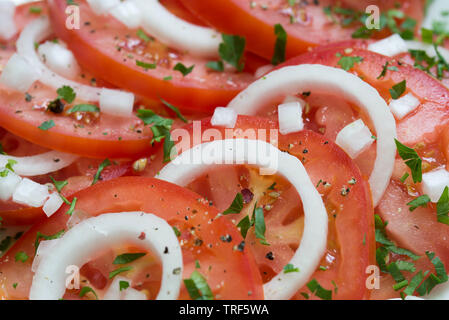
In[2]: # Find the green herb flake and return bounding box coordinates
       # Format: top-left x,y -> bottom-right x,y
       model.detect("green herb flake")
109,266 -> 133,279
38,120 -> 55,131
283,263 -> 300,273
67,104 -> 99,113
395,139 -> 422,183
437,186 -> 449,225
222,193 -> 244,215
119,281 -> 130,291
407,195 -> 431,211
389,80 -> 406,99
173,63 -> 194,76
306,279 -> 332,300
79,286 -> 98,299
113,252 -> 146,265
136,60 -> 156,71
183,270 -> 214,300
271,24 -> 287,66
218,34 -> 246,72
92,159 -> 111,185
15,251 -> 28,263
337,55 -> 364,71
56,85 -> 76,104
205,61 -> 224,72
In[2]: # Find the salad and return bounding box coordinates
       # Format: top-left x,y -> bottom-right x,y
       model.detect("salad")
0,0 -> 448,301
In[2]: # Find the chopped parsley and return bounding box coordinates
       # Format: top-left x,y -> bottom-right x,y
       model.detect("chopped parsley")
436,186 -> 449,225
160,99 -> 187,123
222,193 -> 244,215
306,279 -> 332,300
119,281 -> 130,291
283,263 -> 299,273
92,159 -> 111,185
136,60 -> 156,71
109,266 -> 133,279
237,215 -> 251,239
66,197 -> 77,216
38,120 -> 55,131
56,86 -> 76,104
253,205 -> 268,245
79,286 -> 98,299
136,29 -> 151,43
67,104 -> 99,113
407,195 -> 431,211
183,270 -> 214,300
173,63 -> 194,76
271,24 -> 287,66
15,251 -> 28,263
113,252 -> 146,265
394,139 -> 422,183
389,80 -> 406,99
205,61 -> 224,72
34,229 -> 65,254
218,34 -> 246,72
336,54 -> 363,71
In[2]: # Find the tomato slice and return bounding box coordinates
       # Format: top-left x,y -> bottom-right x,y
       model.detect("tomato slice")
180,0 -> 423,61
0,129 -> 133,226
47,0 -> 258,113
142,115 -> 375,299
0,2 -> 161,159
0,177 -> 264,300
277,46 -> 449,146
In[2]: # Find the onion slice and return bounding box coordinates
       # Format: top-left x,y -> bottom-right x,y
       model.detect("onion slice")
227,64 -> 397,206
29,212 -> 183,300
126,0 -> 220,58
157,138 -> 328,300
0,151 -> 77,176
15,17 -> 134,116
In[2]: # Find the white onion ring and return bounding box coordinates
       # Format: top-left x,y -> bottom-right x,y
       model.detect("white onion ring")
30,212 -> 183,300
0,151 -> 77,176
16,16 -> 104,102
157,138 -> 328,300
227,64 -> 397,206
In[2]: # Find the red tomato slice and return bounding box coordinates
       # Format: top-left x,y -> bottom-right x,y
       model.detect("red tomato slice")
0,2 -> 160,159
0,177 -> 264,300
0,129 -> 132,226
142,115 -> 375,299
278,46 -> 449,146
180,0 -> 423,61
372,135 -> 449,299
47,0 -> 258,113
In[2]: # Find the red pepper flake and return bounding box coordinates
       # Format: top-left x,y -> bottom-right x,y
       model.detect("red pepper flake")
138,232 -> 146,240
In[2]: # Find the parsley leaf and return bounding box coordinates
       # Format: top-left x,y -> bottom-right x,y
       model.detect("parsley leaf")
38,120 -> 55,131
222,193 -> 244,215
253,206 -> 268,245
79,286 -> 98,299
92,159 -> 111,185
271,24 -> 287,65
67,104 -> 99,113
437,186 -> 449,225
389,80 -> 406,99
183,270 -> 214,300
205,61 -> 224,72
119,281 -> 130,291
407,195 -> 431,211
395,139 -> 422,183
173,63 -> 194,76
283,263 -> 299,273
337,55 -> 363,71
15,251 -> 28,263
109,266 -> 133,279
306,279 -> 332,300
237,215 -> 251,239
136,60 -> 156,71
218,34 -> 246,72
57,86 -> 76,104
34,230 -> 65,254
161,99 -> 187,123
113,252 -> 146,265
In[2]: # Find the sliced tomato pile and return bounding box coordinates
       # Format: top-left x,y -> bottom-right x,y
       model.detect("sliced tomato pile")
0,177 -> 264,300
142,115 -> 375,299
1,0 -> 449,302
180,0 -> 423,60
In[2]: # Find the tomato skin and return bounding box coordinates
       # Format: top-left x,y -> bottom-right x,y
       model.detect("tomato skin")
180,0 -> 423,61
0,177 -> 264,300
144,115 -> 375,299
277,46 -> 449,146
442,126 -> 449,167
48,0 -> 256,113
